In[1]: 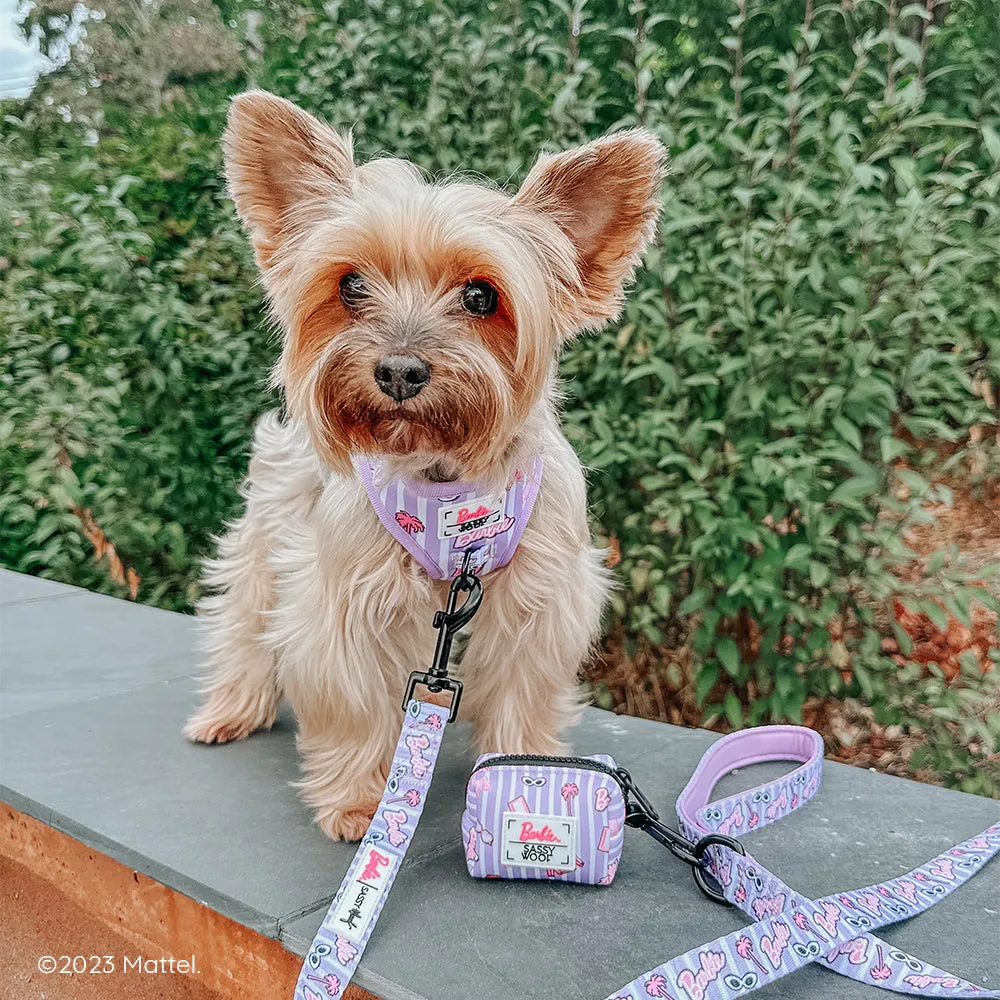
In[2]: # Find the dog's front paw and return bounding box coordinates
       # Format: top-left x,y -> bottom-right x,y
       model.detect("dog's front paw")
183,685 -> 277,744
315,802 -> 380,842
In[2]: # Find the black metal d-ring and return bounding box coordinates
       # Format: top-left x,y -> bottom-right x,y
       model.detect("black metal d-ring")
692,833 -> 747,904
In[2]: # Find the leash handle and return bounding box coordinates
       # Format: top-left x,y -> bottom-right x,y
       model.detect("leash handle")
607,726 -> 1000,1000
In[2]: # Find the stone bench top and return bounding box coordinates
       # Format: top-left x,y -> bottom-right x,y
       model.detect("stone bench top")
1,568 -> 998,999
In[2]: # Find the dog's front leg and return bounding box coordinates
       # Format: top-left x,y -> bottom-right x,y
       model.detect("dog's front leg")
281,586 -> 438,842
293,696 -> 401,842
184,508 -> 282,745
460,544 -> 610,755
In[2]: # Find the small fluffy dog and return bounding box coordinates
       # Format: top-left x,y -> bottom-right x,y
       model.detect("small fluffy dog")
185,91 -> 665,840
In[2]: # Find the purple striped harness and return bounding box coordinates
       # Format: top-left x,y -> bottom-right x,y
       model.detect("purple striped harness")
355,456 -> 543,579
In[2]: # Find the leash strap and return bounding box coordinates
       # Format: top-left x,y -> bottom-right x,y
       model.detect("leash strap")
607,726 -> 1000,1000
297,715 -> 999,999
294,699 -> 447,1000
296,555 -> 479,998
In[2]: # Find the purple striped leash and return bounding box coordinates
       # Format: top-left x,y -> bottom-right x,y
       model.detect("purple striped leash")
295,557 -> 481,1000
296,564 -> 999,999
608,726 -> 1000,999
294,697 -> 450,1000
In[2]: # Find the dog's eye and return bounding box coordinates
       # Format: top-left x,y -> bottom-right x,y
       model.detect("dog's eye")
461,280 -> 499,317
339,272 -> 367,309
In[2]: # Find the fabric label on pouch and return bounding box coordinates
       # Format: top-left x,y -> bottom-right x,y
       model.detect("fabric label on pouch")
500,812 -> 578,869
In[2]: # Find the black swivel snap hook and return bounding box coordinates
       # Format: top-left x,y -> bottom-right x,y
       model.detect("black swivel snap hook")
617,767 -> 746,905
403,551 -> 483,722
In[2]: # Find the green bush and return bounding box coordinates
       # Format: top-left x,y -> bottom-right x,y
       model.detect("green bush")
1,114 -> 275,609
2,0 -> 998,793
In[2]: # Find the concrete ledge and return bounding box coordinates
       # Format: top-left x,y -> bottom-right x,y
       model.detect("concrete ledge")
1,569 -> 998,1000
1,804 -> 329,1000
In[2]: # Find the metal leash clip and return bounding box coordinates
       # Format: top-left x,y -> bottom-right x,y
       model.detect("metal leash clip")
617,766 -> 745,904
402,551 -> 483,723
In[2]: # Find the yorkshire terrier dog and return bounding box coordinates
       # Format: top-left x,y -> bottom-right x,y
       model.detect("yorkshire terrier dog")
185,91 -> 665,840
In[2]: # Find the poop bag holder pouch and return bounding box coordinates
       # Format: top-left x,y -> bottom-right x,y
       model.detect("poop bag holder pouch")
462,753 -> 628,884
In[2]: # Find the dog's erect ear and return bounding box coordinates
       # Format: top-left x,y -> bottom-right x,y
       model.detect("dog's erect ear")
223,90 -> 354,268
514,129 -> 666,328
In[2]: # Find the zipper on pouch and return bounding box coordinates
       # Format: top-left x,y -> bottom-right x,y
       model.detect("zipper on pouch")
469,753 -> 631,796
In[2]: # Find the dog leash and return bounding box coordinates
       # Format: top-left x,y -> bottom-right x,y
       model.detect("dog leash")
609,727 -> 1000,999
294,696 -> 451,999
295,570 -> 1000,999
294,560 -> 480,1000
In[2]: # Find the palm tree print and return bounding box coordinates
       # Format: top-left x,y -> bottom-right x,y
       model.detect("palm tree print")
395,510 -> 425,534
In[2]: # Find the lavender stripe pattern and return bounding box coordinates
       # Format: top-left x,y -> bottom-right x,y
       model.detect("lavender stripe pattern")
606,725 -> 1000,1000
463,753 -> 627,885
356,456 -> 543,579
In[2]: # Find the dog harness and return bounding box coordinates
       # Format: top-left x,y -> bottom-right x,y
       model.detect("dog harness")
355,456 -> 543,579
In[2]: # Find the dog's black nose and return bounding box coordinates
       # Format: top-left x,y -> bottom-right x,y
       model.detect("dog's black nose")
374,354 -> 430,402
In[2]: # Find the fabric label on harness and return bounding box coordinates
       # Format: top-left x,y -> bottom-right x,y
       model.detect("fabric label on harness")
500,812 -> 578,869
437,492 -> 506,539
328,847 -> 399,942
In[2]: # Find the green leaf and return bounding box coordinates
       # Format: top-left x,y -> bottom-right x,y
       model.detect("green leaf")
892,622 -> 914,657
695,664 -> 719,706
880,436 -> 910,463
907,348 -> 938,381
829,473 -> 878,506
833,415 -> 862,452
622,359 -> 678,391
809,561 -> 830,587
925,549 -> 946,574
896,469 -> 930,495
785,543 -> 812,569
678,588 -> 709,616
983,125 -> 1000,164
717,637 -> 740,677
921,600 -> 949,632
683,373 -> 720,388
724,689 -> 743,729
